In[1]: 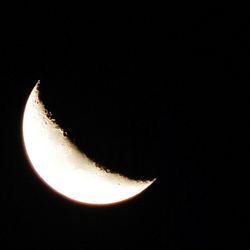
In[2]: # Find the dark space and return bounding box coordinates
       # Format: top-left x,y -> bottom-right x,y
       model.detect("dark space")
0,6 -> 248,249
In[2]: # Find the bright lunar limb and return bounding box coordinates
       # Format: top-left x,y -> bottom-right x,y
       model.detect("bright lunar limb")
22,81 -> 156,205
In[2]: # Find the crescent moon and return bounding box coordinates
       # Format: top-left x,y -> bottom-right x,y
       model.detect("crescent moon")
22,81 -> 156,205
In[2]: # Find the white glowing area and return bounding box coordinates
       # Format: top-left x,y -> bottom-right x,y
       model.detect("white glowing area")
22,81 -> 155,205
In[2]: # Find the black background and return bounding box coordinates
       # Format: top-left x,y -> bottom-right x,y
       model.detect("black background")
0,6 -> 248,249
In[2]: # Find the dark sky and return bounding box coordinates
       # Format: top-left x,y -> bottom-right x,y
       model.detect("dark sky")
1,6 -> 248,250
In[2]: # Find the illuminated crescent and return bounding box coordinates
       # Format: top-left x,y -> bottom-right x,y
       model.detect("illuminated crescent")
22,81 -> 156,205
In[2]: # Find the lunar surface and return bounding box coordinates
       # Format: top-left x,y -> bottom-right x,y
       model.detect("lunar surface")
22,81 -> 156,205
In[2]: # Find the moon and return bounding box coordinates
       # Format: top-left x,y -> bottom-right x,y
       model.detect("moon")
22,81 -> 156,205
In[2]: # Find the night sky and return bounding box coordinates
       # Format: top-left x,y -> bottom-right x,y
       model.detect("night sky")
1,6 -> 248,249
